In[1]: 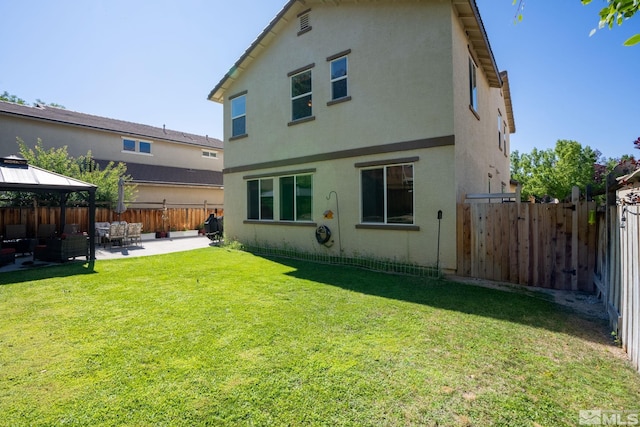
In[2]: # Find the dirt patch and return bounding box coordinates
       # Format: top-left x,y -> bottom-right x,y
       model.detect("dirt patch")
444,275 -> 608,320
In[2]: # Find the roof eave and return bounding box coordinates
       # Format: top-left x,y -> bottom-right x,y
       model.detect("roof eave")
500,71 -> 516,134
452,0 -> 502,88
208,0 -> 299,103
209,0 -> 504,101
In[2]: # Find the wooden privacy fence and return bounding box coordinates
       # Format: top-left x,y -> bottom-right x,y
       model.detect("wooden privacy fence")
457,201 -> 597,291
599,203 -> 640,372
619,204 -> 640,372
0,207 -> 224,237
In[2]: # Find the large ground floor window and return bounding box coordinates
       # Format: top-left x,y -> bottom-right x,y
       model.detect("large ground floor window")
361,163 -> 414,224
247,173 -> 313,222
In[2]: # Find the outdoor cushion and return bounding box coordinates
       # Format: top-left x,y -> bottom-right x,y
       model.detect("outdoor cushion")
0,247 -> 16,265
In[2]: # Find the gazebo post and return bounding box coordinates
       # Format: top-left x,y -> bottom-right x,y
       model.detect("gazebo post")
88,188 -> 96,261
59,192 -> 68,235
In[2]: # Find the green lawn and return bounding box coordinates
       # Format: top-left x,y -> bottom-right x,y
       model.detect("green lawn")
0,247 -> 639,426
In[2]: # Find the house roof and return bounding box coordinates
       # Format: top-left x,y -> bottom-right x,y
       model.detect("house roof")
208,0 -> 504,104
0,101 -> 223,150
500,71 -> 516,133
0,155 -> 96,193
95,159 -> 223,188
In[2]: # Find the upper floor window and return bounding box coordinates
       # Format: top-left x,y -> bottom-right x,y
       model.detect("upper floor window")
330,56 -> 348,101
231,94 -> 247,138
503,122 -> 509,157
291,70 -> 312,121
498,111 -> 503,151
122,137 -> 152,155
139,141 -> 151,154
469,57 -> 478,112
361,163 -> 414,225
202,150 -> 218,159
123,138 -> 136,152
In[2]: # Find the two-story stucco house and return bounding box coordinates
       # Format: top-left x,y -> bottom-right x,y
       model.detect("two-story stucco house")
208,0 -> 515,272
0,101 -> 224,209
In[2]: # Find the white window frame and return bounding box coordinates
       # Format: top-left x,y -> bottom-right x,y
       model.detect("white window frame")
122,137 -> 153,155
139,140 -> 152,154
291,70 -> 313,121
330,56 -> 348,101
360,163 -> 415,226
231,94 -> 247,138
279,174 -> 313,222
202,150 -> 218,159
247,178 -> 274,221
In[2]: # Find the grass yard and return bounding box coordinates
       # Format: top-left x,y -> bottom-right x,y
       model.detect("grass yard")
0,247 -> 639,426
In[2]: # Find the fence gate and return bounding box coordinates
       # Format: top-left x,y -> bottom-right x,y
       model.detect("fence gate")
457,200 -> 597,291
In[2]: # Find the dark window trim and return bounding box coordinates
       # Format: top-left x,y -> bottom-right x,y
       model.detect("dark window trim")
287,63 -> 315,77
326,49 -> 352,62
297,27 -> 312,36
244,220 -> 317,227
229,133 -> 249,141
356,224 -> 420,231
243,168 -> 316,180
355,156 -> 419,168
229,90 -> 248,101
297,8 -> 311,17
327,96 -> 351,107
469,105 -> 480,120
287,116 -> 316,127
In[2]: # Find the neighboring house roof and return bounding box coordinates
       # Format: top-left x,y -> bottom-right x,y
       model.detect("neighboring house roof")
208,0 -> 503,103
94,159 -> 223,188
0,101 -> 223,150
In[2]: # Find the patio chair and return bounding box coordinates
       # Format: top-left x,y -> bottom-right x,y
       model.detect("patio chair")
3,224 -> 33,255
37,224 -> 57,242
104,222 -> 126,248
63,223 -> 79,235
5,224 -> 27,240
126,223 -> 142,247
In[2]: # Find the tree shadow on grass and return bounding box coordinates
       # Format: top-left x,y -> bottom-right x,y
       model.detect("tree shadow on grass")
0,260 -> 96,286
269,256 -> 613,346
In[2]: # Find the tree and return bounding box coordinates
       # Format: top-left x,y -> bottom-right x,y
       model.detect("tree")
513,0 -> 640,46
583,0 -> 640,45
510,140 -> 601,201
0,91 -> 65,109
2,138 -> 136,207
0,91 -> 26,105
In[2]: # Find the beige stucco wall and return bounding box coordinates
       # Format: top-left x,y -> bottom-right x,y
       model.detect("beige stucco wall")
223,146 -> 457,270
223,1 -> 455,169
0,115 -> 224,171
451,11 -> 512,202
219,0 -> 512,271
130,184 -> 224,209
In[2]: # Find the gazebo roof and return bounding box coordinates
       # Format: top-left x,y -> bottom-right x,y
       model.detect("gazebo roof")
0,156 -> 96,193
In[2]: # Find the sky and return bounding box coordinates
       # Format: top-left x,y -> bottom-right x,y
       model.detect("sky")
1,0 -> 639,160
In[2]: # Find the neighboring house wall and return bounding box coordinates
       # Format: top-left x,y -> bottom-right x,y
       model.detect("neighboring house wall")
0,102 -> 224,208
211,0 -> 514,272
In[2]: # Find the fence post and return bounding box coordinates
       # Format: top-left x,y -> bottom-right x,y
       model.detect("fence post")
571,186 -> 580,291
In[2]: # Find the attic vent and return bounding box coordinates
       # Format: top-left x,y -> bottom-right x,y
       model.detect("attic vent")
298,10 -> 311,35
300,14 -> 310,31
